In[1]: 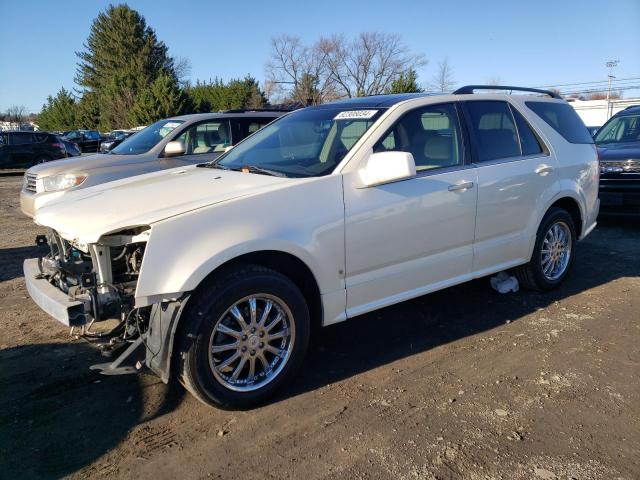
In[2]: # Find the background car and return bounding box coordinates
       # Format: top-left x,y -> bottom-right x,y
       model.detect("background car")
63,130 -> 104,152
587,126 -> 600,137
21,110 -> 287,216
57,136 -> 81,157
99,130 -> 135,153
0,131 -> 67,169
594,105 -> 640,215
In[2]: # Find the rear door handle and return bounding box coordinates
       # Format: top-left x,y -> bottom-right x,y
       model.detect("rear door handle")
448,181 -> 474,192
535,164 -> 554,176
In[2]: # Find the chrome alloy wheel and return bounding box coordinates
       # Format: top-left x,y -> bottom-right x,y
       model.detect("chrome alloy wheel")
208,294 -> 295,392
540,221 -> 572,281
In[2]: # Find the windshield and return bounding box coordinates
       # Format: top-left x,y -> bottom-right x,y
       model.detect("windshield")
216,107 -> 386,177
111,120 -> 184,155
595,114 -> 640,145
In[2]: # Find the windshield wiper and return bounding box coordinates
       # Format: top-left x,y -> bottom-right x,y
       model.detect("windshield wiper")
198,162 -> 230,170
232,165 -> 288,177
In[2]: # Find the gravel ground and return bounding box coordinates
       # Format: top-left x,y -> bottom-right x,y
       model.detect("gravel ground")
0,173 -> 638,480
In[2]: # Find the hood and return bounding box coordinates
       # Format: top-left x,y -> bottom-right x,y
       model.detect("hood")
597,142 -> 640,161
34,165 -> 291,244
27,153 -> 151,176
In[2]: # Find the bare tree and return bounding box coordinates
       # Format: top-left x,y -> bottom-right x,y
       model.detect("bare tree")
430,57 -> 456,93
321,32 -> 426,98
6,105 -> 27,128
173,56 -> 192,87
265,35 -> 335,105
265,32 -> 425,103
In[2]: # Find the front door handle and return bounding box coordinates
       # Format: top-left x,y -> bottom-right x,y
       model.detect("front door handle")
535,164 -> 554,176
448,181 -> 474,192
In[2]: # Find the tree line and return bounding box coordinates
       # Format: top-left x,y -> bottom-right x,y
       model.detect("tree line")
35,4 -> 460,132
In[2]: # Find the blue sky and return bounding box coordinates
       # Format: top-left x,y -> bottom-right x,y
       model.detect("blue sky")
1,0 -> 639,112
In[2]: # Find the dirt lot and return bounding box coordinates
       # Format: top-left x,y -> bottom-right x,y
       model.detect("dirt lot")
0,173 -> 638,480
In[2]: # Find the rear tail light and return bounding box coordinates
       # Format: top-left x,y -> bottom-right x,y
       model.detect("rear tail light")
52,142 -> 65,150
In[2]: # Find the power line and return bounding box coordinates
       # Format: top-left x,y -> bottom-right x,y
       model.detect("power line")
534,76 -> 640,89
558,85 -> 640,96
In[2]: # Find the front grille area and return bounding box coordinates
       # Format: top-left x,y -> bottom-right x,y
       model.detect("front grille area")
24,173 -> 37,193
600,159 -> 640,174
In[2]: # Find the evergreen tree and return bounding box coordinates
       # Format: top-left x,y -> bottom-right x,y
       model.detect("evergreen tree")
130,73 -> 187,125
184,76 -> 267,113
386,69 -> 424,94
36,88 -> 78,131
75,4 -> 176,129
76,91 -> 100,129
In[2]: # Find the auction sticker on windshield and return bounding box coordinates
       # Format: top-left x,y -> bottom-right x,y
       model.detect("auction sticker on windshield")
334,110 -> 378,120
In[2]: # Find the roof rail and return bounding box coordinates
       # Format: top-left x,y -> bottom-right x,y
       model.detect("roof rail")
453,85 -> 562,99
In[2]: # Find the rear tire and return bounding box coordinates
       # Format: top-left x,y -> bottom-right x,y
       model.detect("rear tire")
177,264 -> 310,409
515,207 -> 576,291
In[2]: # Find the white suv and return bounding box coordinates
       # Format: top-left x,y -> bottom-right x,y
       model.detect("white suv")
23,86 -> 599,408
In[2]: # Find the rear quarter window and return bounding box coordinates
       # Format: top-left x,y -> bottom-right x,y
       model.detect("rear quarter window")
525,101 -> 593,144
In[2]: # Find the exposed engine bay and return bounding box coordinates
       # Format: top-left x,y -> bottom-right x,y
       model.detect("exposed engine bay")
37,227 -> 151,351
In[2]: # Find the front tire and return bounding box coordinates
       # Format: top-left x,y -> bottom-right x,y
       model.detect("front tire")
178,265 -> 310,409
515,207 -> 576,291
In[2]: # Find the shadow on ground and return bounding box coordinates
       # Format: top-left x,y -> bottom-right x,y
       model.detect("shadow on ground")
0,245 -> 47,282
0,341 -> 186,479
0,219 -> 637,477
282,218 -> 640,403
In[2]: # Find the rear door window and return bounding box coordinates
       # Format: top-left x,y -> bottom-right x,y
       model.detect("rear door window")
510,106 -> 544,156
236,118 -> 276,142
465,101 -> 520,162
33,133 -> 50,143
525,101 -> 593,144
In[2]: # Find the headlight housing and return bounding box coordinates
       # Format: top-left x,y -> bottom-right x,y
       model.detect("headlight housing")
42,173 -> 87,192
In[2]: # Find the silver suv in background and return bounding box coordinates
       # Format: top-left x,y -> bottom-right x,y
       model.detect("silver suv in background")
20,111 -> 285,217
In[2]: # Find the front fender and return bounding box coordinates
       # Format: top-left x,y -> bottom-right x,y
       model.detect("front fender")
134,175 -> 346,305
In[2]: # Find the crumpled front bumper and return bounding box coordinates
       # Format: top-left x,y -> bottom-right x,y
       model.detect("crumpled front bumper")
23,258 -> 89,327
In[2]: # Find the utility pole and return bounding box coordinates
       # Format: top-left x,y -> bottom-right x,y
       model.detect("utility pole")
605,60 -> 619,119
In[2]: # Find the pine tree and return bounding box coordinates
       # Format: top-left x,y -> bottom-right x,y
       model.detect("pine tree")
386,69 -> 424,94
75,4 -> 176,129
36,88 -> 78,131
130,73 -> 187,125
76,91 -> 100,129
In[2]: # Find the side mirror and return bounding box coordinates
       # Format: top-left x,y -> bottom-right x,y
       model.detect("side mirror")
358,150 -> 416,188
164,140 -> 186,157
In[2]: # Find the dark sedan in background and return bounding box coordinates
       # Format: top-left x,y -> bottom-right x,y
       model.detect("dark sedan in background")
63,130 -> 104,153
595,105 -> 640,216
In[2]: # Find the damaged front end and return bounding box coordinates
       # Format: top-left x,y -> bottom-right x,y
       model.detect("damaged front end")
23,226 -> 176,375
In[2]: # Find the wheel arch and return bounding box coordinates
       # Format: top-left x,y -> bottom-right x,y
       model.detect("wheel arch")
549,196 -> 583,238
193,250 -> 323,332
144,249 -> 324,384
526,192 -> 585,261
